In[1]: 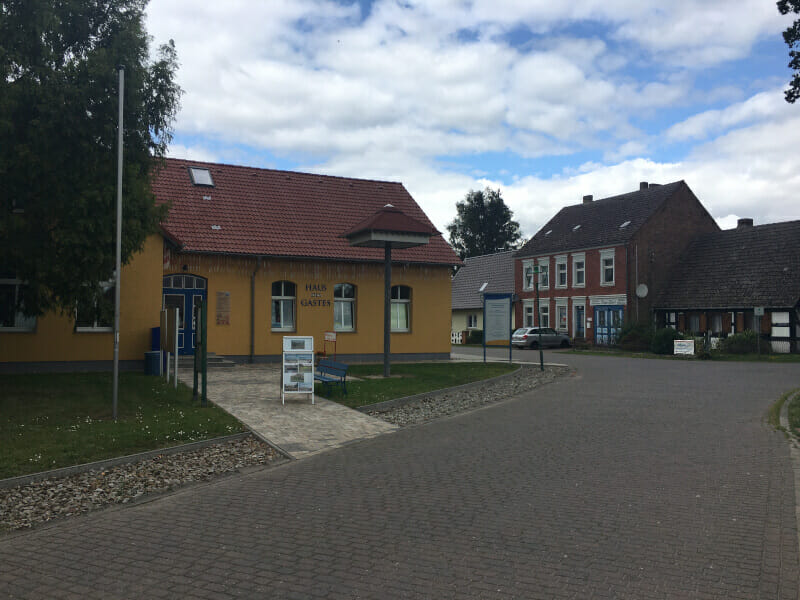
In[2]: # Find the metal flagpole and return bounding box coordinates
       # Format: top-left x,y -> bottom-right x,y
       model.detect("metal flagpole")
112,66 -> 124,420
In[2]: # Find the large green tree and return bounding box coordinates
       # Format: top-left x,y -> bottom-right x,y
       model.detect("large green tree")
779,0 -> 800,103
0,0 -> 181,317
447,188 -> 522,260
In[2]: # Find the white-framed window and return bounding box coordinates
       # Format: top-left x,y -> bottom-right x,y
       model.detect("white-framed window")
75,280 -> 115,332
555,256 -> 567,288
538,258 -> 550,289
689,314 -> 700,333
391,285 -> 411,332
572,254 -> 585,287
556,303 -> 568,332
600,249 -> 615,286
539,303 -> 550,327
333,283 -> 355,332
522,260 -> 535,291
271,280 -> 296,331
711,313 -> 723,334
666,312 -> 677,329
0,278 -> 36,332
523,301 -> 535,327
467,313 -> 478,329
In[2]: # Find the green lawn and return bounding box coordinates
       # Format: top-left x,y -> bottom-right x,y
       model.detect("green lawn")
315,362 -> 517,409
1,372 -> 244,479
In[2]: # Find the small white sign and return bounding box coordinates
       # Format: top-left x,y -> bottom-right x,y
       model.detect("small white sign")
674,339 -> 695,355
754,307 -> 765,317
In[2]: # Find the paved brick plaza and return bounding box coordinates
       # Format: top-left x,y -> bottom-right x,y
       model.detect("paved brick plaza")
1,354 -> 798,598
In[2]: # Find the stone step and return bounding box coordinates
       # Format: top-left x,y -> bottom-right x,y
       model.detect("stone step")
176,353 -> 237,369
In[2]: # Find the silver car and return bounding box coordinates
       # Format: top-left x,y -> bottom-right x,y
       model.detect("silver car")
512,327 -> 571,349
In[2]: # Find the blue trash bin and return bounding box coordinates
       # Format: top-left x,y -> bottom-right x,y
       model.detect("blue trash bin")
144,351 -> 161,375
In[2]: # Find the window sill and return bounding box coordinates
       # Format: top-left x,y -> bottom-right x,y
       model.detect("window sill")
75,327 -> 113,333
0,327 -> 36,333
271,327 -> 296,333
334,329 -> 355,334
390,329 -> 411,334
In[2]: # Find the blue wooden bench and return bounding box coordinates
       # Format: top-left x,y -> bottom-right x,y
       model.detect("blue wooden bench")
314,359 -> 349,396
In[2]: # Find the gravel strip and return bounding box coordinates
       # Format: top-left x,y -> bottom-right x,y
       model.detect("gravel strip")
1,435 -> 281,533
367,364 -> 568,426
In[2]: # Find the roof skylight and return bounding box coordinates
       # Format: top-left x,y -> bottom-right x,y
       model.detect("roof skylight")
572,224 -> 581,231
189,167 -> 214,186
619,220 -> 631,228
545,230 -> 552,236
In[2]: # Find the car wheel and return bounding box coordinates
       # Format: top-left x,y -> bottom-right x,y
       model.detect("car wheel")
529,341 -> 539,349
560,339 -> 570,348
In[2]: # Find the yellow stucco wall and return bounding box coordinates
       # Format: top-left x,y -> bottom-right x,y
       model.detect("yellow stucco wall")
2,235 -> 454,364
0,235 -> 163,363
170,252 -> 453,358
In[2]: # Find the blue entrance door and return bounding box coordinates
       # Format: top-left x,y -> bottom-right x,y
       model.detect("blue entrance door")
594,306 -> 623,345
575,305 -> 585,338
162,274 -> 207,355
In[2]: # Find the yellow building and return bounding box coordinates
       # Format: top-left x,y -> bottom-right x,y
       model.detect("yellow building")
0,159 -> 459,369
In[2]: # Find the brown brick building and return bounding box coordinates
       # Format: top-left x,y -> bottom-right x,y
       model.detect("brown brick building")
514,181 -> 718,344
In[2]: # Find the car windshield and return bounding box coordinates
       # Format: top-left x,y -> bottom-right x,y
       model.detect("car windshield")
512,329 -> 528,335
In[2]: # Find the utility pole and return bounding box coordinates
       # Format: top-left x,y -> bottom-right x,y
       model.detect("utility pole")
112,65 -> 124,420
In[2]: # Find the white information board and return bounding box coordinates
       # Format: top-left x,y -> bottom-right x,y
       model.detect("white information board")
282,336 -> 315,404
673,339 -> 695,355
484,297 -> 511,343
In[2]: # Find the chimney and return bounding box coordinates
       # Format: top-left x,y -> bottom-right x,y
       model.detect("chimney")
582,194 -> 593,204
737,218 -> 753,228
639,181 -> 648,191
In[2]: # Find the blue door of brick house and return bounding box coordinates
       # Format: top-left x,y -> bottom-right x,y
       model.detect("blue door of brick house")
162,274 -> 207,355
594,306 -> 623,345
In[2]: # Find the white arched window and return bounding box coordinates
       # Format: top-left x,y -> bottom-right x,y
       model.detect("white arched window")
334,283 -> 355,332
271,281 -> 296,331
391,285 -> 411,332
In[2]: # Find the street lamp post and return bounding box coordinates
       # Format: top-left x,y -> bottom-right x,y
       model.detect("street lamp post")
533,265 -> 544,371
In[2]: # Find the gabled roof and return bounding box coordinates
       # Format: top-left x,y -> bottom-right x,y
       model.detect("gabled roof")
655,220 -> 800,309
516,181 -> 685,257
451,251 -> 516,310
344,204 -> 438,238
153,158 -> 459,266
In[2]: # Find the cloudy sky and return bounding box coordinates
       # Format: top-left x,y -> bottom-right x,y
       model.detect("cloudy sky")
145,0 -> 800,240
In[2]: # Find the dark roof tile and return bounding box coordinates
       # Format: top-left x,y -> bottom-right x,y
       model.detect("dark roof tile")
516,181 -> 684,257
655,220 -> 800,309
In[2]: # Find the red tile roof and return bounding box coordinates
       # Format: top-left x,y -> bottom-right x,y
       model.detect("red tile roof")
153,158 -> 459,266
344,204 -> 439,238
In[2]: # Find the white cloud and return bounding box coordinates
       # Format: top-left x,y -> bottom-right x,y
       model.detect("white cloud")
146,0 -> 799,240
666,89 -> 790,141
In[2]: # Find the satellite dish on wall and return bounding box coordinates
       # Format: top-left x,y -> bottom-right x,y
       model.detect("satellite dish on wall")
636,284 -> 649,298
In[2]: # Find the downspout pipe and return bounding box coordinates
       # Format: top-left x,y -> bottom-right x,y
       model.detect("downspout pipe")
250,257 -> 263,364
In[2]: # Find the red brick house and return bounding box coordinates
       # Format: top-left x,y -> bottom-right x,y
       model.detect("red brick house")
514,181 -> 718,344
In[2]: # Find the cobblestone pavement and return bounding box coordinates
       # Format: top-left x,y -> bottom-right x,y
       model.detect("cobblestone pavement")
2,354 -> 799,599
179,364 -> 398,459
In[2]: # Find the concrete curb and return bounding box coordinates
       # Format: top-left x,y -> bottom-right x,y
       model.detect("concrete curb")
354,364 -> 567,414
0,432 -> 253,490
778,389 -> 800,600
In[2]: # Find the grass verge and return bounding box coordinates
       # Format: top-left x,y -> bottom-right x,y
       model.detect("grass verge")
1,372 -> 244,479
568,348 -> 800,362
783,389 -> 800,434
315,362 -> 517,409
